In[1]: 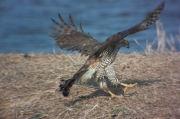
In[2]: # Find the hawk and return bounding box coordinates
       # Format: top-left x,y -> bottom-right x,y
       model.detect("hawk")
50,2 -> 164,98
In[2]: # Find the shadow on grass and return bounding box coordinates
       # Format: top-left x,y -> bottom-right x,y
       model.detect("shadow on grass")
64,79 -> 163,106
122,79 -> 163,86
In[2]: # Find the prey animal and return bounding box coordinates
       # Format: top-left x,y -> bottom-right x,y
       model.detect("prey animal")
50,2 -> 164,98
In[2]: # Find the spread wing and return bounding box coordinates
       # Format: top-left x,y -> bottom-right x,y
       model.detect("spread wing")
117,1 -> 165,38
92,2 -> 164,57
50,14 -> 102,56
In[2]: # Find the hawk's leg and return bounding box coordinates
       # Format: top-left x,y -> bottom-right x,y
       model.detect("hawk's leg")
99,79 -> 121,99
105,64 -> 137,93
119,82 -> 138,92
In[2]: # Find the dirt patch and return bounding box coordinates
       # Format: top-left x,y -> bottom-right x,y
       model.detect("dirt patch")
0,53 -> 180,119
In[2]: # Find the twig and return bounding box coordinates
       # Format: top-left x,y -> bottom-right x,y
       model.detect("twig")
84,103 -> 99,118
134,39 -> 145,51
67,54 -> 77,64
56,110 -> 68,119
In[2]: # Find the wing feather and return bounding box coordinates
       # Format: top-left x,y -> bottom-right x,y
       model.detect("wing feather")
51,18 -> 64,28
50,14 -> 102,55
91,2 -> 164,57
117,2 -> 165,37
58,13 -> 71,28
69,14 -> 78,30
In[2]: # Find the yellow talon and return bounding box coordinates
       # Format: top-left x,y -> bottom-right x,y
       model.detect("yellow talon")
108,91 -> 122,99
120,83 -> 138,92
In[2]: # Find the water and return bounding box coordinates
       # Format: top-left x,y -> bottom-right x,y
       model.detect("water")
0,0 -> 180,54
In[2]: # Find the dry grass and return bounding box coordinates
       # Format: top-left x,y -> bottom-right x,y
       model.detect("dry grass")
0,53 -> 180,119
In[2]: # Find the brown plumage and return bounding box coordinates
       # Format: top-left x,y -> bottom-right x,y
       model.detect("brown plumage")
50,2 -> 164,98
50,14 -> 102,56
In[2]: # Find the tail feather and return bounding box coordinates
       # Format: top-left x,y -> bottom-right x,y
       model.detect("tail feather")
59,66 -> 88,96
59,78 -> 75,96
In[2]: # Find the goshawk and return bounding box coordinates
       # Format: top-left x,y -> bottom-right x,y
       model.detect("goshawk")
50,2 -> 164,98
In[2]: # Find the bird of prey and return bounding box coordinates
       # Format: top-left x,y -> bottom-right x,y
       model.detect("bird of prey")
50,2 -> 164,98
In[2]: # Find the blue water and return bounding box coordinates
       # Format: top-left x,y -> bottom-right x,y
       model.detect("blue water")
0,0 -> 180,54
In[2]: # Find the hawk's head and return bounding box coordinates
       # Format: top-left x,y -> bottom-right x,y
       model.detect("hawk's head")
121,38 -> 129,48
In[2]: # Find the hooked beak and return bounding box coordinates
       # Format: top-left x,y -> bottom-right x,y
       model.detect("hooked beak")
127,44 -> 130,49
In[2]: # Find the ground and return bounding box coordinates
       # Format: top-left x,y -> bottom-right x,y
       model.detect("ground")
0,53 -> 180,119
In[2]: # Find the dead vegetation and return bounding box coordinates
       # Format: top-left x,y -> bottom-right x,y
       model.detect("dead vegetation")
0,52 -> 180,119
135,20 -> 180,54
